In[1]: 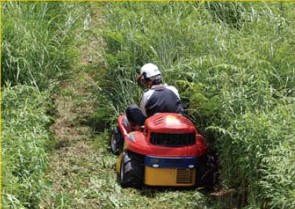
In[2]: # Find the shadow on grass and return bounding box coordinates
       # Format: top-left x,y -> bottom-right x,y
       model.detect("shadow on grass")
137,183 -> 215,198
139,186 -> 245,209
80,114 -> 110,133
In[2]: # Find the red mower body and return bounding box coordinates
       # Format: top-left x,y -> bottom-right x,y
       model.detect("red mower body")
112,113 -> 215,188
118,113 -> 208,157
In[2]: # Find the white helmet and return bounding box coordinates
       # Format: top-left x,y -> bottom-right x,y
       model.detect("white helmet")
139,63 -> 161,79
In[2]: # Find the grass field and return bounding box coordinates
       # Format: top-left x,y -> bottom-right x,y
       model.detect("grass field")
2,2 -> 295,209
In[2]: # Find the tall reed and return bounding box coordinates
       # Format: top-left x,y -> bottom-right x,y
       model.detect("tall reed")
2,2 -> 88,90
2,84 -> 52,208
100,2 -> 295,208
2,2 -> 91,208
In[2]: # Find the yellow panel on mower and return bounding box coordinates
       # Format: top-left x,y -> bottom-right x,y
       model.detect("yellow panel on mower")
145,167 -> 196,186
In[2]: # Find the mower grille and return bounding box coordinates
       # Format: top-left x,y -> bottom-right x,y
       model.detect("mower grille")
150,133 -> 195,147
176,169 -> 194,184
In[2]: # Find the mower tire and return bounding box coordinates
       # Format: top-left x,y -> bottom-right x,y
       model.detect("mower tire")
119,151 -> 144,188
110,127 -> 124,155
196,154 -> 218,191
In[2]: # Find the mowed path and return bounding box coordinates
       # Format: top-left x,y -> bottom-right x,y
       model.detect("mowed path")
38,5 -> 118,208
39,4 -> 219,209
39,70 -> 110,209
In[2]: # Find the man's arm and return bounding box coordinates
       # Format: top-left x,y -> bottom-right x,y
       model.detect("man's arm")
140,90 -> 155,116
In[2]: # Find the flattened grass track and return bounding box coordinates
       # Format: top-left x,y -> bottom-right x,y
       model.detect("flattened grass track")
39,4 -> 220,209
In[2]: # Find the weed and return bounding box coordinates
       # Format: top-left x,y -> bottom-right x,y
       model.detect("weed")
100,2 -> 295,208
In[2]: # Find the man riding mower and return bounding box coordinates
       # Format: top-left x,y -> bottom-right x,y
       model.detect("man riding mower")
110,63 -> 217,189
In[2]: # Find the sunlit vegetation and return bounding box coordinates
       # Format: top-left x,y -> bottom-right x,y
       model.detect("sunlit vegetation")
99,2 -> 295,208
2,2 -> 295,209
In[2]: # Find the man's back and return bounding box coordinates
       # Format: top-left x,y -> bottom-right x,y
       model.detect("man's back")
140,84 -> 183,117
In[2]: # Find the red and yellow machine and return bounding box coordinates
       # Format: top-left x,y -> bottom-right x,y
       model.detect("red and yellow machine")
110,113 -> 216,189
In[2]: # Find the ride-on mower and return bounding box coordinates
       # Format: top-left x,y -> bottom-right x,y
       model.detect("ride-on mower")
110,112 -> 216,189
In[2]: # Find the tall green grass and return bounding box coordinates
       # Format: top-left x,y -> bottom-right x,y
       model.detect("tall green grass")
100,2 -> 295,208
2,85 -> 52,209
1,2 -> 88,90
2,2 -> 91,208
